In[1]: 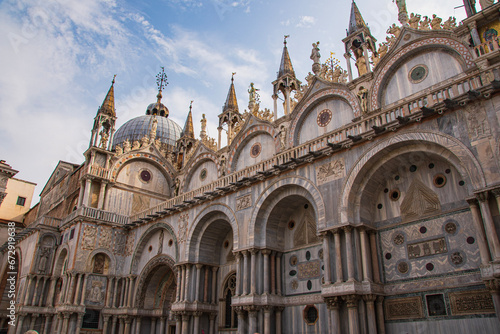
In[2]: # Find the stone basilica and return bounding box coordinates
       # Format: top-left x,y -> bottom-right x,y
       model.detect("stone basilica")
3,1 -> 500,333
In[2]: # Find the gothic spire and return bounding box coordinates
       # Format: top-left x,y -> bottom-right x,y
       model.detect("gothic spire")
348,1 -> 367,35
278,35 -> 296,79
223,73 -> 239,113
182,101 -> 195,139
98,75 -> 116,117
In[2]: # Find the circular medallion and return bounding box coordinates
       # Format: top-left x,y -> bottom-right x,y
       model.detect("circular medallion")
317,109 -> 332,127
397,261 -> 409,274
409,64 -> 428,84
444,221 -> 457,235
250,142 -> 261,158
393,233 -> 405,245
140,169 -> 152,183
449,250 -> 465,266
200,168 -> 207,181
291,280 -> 299,290
290,255 -> 298,266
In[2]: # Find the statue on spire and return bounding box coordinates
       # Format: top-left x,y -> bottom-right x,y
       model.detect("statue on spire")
310,41 -> 321,75
393,0 -> 409,26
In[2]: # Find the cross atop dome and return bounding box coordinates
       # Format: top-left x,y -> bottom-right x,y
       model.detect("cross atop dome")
156,67 -> 169,104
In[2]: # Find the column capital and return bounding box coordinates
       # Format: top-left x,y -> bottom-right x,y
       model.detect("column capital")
263,305 -> 274,312
235,251 -> 243,259
211,266 -> 219,272
241,250 -> 249,256
261,249 -> 272,255
342,225 -> 353,233
249,248 -> 259,255
244,305 -> 260,315
343,294 -> 360,308
476,191 -> 489,202
362,294 -> 378,303
491,189 -> 500,198
485,279 -> 500,292
195,264 -> 203,269
209,312 -> 217,320
193,311 -> 203,317
325,296 -> 342,309
466,197 -> 479,206
62,312 -> 72,319
319,231 -> 329,238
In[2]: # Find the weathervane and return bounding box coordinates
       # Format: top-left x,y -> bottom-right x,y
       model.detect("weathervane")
231,72 -> 236,81
112,74 -> 117,85
156,67 -> 168,93
189,100 -> 194,111
284,35 -> 290,45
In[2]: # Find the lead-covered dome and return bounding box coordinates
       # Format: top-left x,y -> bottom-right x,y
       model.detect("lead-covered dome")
113,115 -> 182,150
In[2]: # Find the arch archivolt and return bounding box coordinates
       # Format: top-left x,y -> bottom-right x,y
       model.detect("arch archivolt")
110,153 -> 174,184
134,254 -> 176,308
249,175 -> 326,247
228,124 -> 278,170
85,248 -> 117,275
370,37 -> 475,110
130,222 -> 178,274
187,203 -> 238,261
339,130 -> 486,225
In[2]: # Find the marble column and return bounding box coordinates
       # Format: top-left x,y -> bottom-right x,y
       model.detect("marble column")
135,317 -> 142,334
344,295 -> 360,334
29,314 -> 38,331
97,181 -> 107,210
47,277 -> 57,307
276,253 -> 282,296
468,198 -> 493,264
32,276 -> 42,306
181,314 -> 189,334
103,316 -> 110,334
118,317 -> 124,334
363,295 -> 377,334
242,251 -> 249,295
263,306 -> 272,334
193,312 -> 201,334
80,274 -> 89,306
369,231 -> 381,283
175,267 -> 182,302
127,276 -> 135,307
334,230 -> 344,283
43,314 -> 52,334
180,265 -> 186,301
61,313 -> 71,334
39,277 -> 48,307
67,272 -> 77,304
174,314 -> 181,334
122,277 -> 129,307
23,275 -> 33,305
50,314 -> 58,334
250,249 -> 258,294
247,307 -> 258,334
151,317 -> 157,334
359,228 -> 372,282
262,250 -> 271,294
235,307 -> 246,334
270,252 -> 276,294
195,264 -> 203,302
343,226 -> 355,281
15,314 -> 25,334
235,252 -> 242,296
477,192 -> 500,260
106,276 -> 114,307
376,296 -> 386,334
327,297 -> 341,334
275,307 -> 284,334
204,266 -> 210,303
159,317 -> 166,334
344,53 -> 353,82
209,313 -> 217,334
184,264 -> 192,302
74,273 -> 83,305
211,266 -> 218,304
75,313 -> 84,334
321,232 -> 332,284
111,316 -> 118,334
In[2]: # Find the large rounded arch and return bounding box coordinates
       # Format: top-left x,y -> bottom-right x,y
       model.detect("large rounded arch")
110,153 -> 175,184
187,204 -> 238,262
53,245 -> 70,276
183,154 -> 219,192
370,37 -> 475,110
289,87 -> 361,147
130,222 -> 178,274
339,130 -> 486,225
249,175 -> 326,247
133,254 -> 177,309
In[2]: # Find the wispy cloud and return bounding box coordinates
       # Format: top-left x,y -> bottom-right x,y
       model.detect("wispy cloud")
296,15 -> 315,28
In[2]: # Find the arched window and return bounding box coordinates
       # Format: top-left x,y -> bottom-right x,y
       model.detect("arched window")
223,273 -> 238,329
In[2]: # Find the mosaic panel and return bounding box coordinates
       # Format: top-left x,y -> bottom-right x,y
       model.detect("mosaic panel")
380,211 -> 480,282
297,260 -> 321,280
385,296 -> 424,321
283,245 -> 323,296
85,275 -> 107,306
449,290 -> 495,315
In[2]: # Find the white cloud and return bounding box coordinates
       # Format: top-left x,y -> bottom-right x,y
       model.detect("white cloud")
296,15 -> 315,28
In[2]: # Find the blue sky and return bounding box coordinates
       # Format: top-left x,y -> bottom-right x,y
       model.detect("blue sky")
0,0 -> 468,201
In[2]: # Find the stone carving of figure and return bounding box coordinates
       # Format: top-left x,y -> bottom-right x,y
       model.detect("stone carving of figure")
393,0 -> 408,25
123,139 -> 131,153
279,126 -> 287,150
132,140 -> 141,150
305,72 -> 315,86
200,113 -> 207,139
89,283 -> 102,302
331,66 -> 342,83
409,13 -> 421,29
115,144 -> 123,155
387,23 -> 401,38
430,14 -> 442,30
38,247 -> 51,274
141,135 -> 150,148
442,17 -> 456,30
173,178 -> 181,197
355,55 -> 368,76
357,86 -> 369,113
420,16 -> 431,30
248,83 -> 260,111
154,138 -> 161,149
310,42 -> 321,75
99,130 -> 109,149
219,155 -> 227,176
150,116 -> 158,140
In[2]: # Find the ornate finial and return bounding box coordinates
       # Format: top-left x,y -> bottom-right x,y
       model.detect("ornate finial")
189,100 -> 194,111
231,72 -> 236,81
284,35 -> 290,45
112,74 -> 116,85
156,67 -> 168,103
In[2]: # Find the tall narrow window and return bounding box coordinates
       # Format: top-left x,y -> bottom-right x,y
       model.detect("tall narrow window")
223,274 -> 238,329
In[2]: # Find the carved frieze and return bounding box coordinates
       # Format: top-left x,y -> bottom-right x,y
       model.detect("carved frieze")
449,290 -> 495,315
81,225 -> 97,250
236,194 -> 252,211
98,226 -> 112,248
316,158 -> 345,186
385,296 -> 424,320
407,237 -> 447,259
178,212 -> 189,243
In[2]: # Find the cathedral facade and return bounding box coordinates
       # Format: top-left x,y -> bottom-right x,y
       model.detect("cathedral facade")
3,1 -> 500,333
